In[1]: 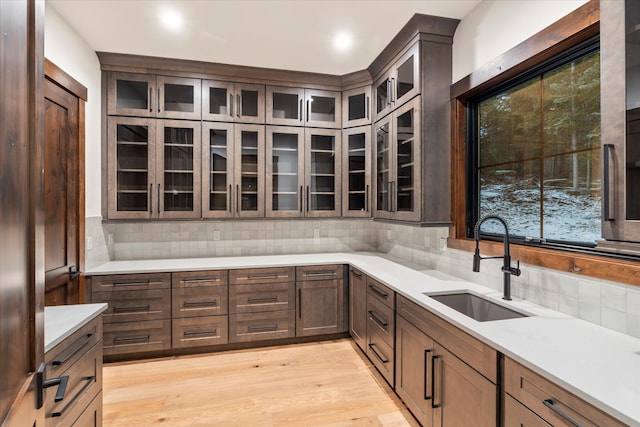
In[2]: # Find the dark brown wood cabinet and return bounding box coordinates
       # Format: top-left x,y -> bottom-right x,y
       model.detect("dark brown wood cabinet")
44,315 -> 103,427
365,277 -> 395,386
348,267 -> 367,351
296,265 -> 346,337
395,295 -> 497,427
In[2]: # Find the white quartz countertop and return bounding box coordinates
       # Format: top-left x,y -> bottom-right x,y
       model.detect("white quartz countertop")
86,253 -> 640,426
44,303 -> 108,353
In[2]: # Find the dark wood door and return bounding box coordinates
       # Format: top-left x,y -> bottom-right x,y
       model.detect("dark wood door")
44,78 -> 79,305
0,0 -> 45,425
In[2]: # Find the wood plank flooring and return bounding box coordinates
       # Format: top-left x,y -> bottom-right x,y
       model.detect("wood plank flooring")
103,339 -> 419,426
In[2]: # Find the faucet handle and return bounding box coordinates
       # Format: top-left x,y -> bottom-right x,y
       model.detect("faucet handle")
502,261 -> 521,277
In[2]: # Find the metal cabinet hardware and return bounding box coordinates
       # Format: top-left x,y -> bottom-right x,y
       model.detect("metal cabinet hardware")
368,343 -> 389,363
51,376 -> 95,418
247,324 -> 279,333
423,349 -> 432,401
368,310 -> 388,328
183,329 -> 217,337
543,399 -> 583,427
183,300 -> 218,307
603,143 -> 614,221
247,296 -> 279,304
431,354 -> 441,408
368,285 -> 389,299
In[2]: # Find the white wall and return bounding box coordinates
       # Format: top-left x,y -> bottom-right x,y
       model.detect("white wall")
44,5 -> 102,218
452,0 -> 589,83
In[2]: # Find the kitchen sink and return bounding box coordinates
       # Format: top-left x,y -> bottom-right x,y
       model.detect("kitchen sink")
425,292 -> 528,322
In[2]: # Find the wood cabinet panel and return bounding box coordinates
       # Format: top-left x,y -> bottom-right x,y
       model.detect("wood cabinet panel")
172,316 -> 228,348
348,268 -> 367,351
172,286 -> 228,318
367,295 -> 394,346
504,357 -> 626,427
296,278 -> 344,337
229,267 -> 295,285
229,311 -> 295,343
366,277 -> 395,310
504,394 -> 551,427
229,282 -> 294,313
173,270 -> 228,287
103,319 -> 171,356
94,289 -> 171,324
72,390 -> 103,427
342,85 -> 371,128
367,323 -> 395,386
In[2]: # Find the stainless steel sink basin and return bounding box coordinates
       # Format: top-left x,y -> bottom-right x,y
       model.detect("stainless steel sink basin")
425,292 -> 528,322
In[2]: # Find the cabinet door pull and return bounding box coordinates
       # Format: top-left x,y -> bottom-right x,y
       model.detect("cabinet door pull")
368,310 -> 388,327
110,280 -> 151,287
149,183 -> 153,214
183,329 -> 217,337
386,80 -> 392,106
390,77 -> 396,103
236,184 -> 239,213
298,288 -> 302,318
306,99 -> 310,122
306,185 -> 310,212
157,88 -> 161,113
248,324 -> 279,333
183,300 -> 218,308
182,277 -> 220,284
304,270 -> 336,277
366,95 -> 370,120
113,304 -> 150,313
365,184 -> 369,212
113,335 -> 150,344
423,349 -> 432,400
247,296 -> 279,304
603,143 -> 614,221
51,333 -> 96,367
350,269 -> 362,277
149,87 -> 153,112
236,94 -> 241,117
247,273 -> 279,280
368,285 -> 388,299
431,354 -> 441,409
543,399 -> 583,427
299,99 -> 303,122
42,375 -> 69,403
368,343 -> 389,363
157,183 -> 161,213
229,184 -> 232,212
387,181 -> 392,212
51,376 -> 95,418
229,93 -> 234,118
300,186 -> 303,212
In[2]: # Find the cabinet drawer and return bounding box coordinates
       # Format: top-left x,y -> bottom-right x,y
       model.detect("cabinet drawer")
366,277 -> 395,310
45,318 -> 102,380
46,342 -> 102,427
229,267 -> 295,285
367,325 -> 394,386
88,273 -> 170,293
230,282 -> 294,313
396,295 -> 497,382
229,310 -> 295,343
72,390 -> 103,427
366,295 -> 394,346
94,289 -> 171,323
103,319 -> 171,356
504,357 -> 626,427
296,264 -> 344,281
172,285 -> 228,318
504,394 -> 551,427
173,270 -> 228,288
172,316 -> 228,349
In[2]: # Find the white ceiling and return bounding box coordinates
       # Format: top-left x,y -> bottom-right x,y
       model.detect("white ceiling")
48,0 -> 481,76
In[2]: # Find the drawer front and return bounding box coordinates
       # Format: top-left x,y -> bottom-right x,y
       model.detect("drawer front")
504,394 -> 551,427
172,286 -> 228,318
103,319 -> 171,356
46,317 -> 102,380
71,390 -> 103,427
88,273 -> 170,293
367,326 -> 394,386
229,282 -> 294,313
229,310 -> 295,343
172,316 -> 228,349
93,289 -> 171,323
46,342 -> 102,427
295,264 -> 344,281
173,270 -> 228,288
229,267 -> 295,285
504,357 -> 626,427
396,295 -> 497,382
366,277 -> 395,310
366,295 -> 394,346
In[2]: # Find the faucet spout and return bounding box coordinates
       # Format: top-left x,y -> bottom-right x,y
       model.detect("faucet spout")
473,215 -> 521,300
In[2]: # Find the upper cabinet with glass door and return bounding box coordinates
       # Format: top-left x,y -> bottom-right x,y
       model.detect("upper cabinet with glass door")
266,86 -> 341,128
202,80 -> 265,123
601,0 -> 640,243
342,126 -> 371,217
342,86 -> 371,128
107,72 -> 202,120
374,42 -> 420,122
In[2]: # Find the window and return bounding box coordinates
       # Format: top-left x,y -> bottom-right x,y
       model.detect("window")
468,40 -> 600,246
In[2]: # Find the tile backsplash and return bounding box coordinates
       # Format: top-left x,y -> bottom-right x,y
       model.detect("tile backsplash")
86,216 -> 640,338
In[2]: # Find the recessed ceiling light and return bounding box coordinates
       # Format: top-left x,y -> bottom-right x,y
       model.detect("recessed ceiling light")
159,8 -> 184,32
333,31 -> 353,53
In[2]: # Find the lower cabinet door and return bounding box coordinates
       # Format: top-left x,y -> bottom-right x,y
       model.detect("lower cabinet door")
432,343 -> 497,427
504,394 -> 551,427
71,390 -> 103,427
229,310 -> 295,343
296,278 -> 344,336
103,319 -> 171,356
172,316 -> 228,348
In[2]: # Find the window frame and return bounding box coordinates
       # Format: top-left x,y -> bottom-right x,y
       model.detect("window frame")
448,0 -> 640,287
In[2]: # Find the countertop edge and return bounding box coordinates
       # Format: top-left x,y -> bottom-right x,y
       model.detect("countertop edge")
45,303 -> 108,353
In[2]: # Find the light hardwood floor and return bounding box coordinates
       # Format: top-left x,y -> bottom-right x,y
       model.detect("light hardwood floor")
103,339 -> 420,426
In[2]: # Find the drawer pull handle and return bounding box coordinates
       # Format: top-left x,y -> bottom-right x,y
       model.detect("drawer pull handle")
247,273 -> 280,280
183,329 -> 217,337
543,399 -> 583,427
113,335 -> 150,344
51,333 -> 95,367
368,343 -> 389,363
247,324 -> 279,333
182,277 -> 220,284
183,300 -> 217,308
350,269 -> 362,278
247,296 -> 279,304
368,310 -> 388,327
431,355 -> 441,409
52,376 -> 95,418
423,349 -> 432,401
43,375 -> 69,403
368,285 -> 388,299
303,271 -> 337,277
113,304 -> 150,313
109,280 -> 151,287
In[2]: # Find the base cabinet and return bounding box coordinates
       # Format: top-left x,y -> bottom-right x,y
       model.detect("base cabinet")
348,267 -> 367,351
365,277 -> 395,386
296,265 -> 346,337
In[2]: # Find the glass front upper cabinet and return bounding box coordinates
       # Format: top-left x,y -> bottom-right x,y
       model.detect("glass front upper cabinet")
266,127 -> 305,217
304,128 -> 341,217
342,86 -> 371,128
202,122 -> 235,218
266,86 -> 341,128
202,80 -> 265,123
342,126 -> 371,217
374,42 -> 420,121
305,89 -> 342,129
107,72 -> 202,120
